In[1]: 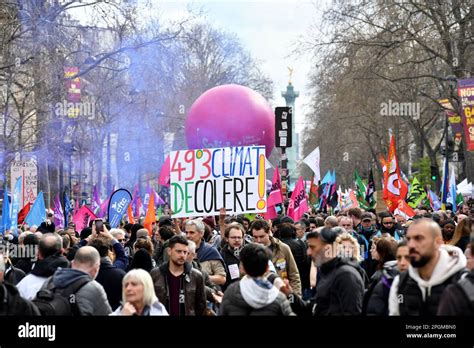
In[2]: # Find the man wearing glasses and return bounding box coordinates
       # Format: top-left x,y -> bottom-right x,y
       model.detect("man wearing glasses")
220,223 -> 246,291
376,212 -> 403,241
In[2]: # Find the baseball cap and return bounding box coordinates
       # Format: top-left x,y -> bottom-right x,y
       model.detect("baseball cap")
361,213 -> 372,222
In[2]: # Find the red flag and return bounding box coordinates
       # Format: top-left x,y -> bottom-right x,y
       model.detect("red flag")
308,176 -> 319,205
349,190 -> 359,208
395,200 -> 415,219
72,205 -> 97,232
382,135 -> 408,212
135,197 -> 143,217
267,167 -> 283,207
144,189 -> 156,236
287,177 -> 308,221
263,205 -> 278,220
18,203 -> 31,225
158,155 -> 171,187
127,203 -> 135,224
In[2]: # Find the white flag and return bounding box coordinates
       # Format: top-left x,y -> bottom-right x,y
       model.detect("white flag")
265,157 -> 274,170
302,146 -> 321,182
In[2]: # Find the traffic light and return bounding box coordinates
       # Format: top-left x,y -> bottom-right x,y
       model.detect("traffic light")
430,165 -> 437,181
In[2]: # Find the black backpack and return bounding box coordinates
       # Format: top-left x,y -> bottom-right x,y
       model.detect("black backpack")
457,275 -> 474,309
32,277 -> 90,316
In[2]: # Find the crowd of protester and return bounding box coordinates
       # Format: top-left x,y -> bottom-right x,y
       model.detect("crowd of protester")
0,203 -> 473,316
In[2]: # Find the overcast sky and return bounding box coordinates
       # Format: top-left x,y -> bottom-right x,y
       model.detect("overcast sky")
72,0 -> 325,133
152,0 -> 323,133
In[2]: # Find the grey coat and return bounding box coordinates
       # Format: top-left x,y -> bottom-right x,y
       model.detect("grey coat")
41,268 -> 112,316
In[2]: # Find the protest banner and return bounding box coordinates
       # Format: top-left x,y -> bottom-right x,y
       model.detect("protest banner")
170,146 -> 267,218
107,188 -> 133,228
458,78 -> 474,151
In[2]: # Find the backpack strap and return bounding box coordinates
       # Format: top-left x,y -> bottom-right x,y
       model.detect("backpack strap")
53,277 -> 91,316
457,276 -> 474,304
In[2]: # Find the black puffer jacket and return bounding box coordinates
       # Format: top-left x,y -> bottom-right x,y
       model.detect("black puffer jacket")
365,260 -> 399,315
0,282 -> 40,315
291,257 -> 365,316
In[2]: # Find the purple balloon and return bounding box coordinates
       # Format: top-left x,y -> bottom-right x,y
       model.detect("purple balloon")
185,84 -> 275,157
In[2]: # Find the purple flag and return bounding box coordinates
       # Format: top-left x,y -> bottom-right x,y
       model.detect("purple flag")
53,194 -> 64,229
91,184 -> 101,214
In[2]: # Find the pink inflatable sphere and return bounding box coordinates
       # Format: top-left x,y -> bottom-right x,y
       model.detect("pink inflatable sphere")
185,84 -> 275,157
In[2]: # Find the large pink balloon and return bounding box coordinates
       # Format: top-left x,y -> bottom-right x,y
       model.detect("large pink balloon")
185,84 -> 275,157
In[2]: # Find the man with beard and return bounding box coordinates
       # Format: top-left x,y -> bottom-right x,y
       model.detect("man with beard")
389,219 -> 467,315
441,219 -> 456,243
150,235 -> 206,316
376,212 -> 403,241
280,227 -> 365,316
220,223 -> 246,291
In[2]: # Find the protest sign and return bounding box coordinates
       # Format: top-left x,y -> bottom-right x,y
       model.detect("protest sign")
170,146 -> 267,218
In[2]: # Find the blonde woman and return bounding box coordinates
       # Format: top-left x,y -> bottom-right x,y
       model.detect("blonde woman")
336,233 -> 362,262
111,269 -> 168,316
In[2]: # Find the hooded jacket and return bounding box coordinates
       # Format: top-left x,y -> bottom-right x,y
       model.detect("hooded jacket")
389,244 -> 467,316
17,254 -> 70,300
365,260 -> 399,315
40,268 -> 112,315
219,276 -> 295,316
290,256 -> 366,316
110,301 -> 168,316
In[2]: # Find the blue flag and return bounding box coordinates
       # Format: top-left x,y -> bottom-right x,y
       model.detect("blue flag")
321,171 -> 332,185
447,167 -> 457,213
10,176 -> 22,237
1,185 -> 11,235
25,191 -> 46,227
108,188 -> 132,228
440,157 -> 449,206
64,192 -> 72,226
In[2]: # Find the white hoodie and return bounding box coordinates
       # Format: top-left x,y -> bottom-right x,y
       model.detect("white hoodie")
240,275 -> 280,309
389,244 -> 467,315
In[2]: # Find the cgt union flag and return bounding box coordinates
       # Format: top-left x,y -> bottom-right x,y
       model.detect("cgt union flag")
382,135 -> 408,212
